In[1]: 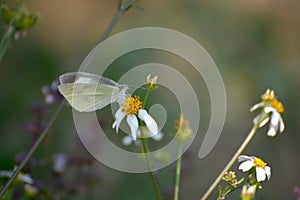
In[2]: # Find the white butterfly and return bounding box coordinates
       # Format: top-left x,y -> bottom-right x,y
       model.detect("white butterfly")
58,72 -> 128,112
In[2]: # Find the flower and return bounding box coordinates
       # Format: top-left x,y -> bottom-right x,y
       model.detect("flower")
1,5 -> 39,31
146,74 -> 158,90
222,171 -> 236,182
52,154 -> 69,174
42,79 -> 63,105
0,168 -> 34,184
241,185 -> 256,200
238,155 -> 271,182
174,114 -> 192,143
24,184 -> 38,196
112,96 -> 158,140
222,171 -> 238,187
250,89 -> 285,137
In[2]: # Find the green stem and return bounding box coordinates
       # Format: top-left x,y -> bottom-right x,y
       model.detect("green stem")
143,90 -> 151,108
174,143 -> 183,200
141,137 -> 163,200
0,0 -> 24,62
0,101 -> 65,197
140,88 -> 162,200
200,111 -> 265,200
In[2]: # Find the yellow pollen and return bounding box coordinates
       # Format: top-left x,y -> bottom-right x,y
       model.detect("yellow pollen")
270,98 -> 284,114
122,96 -> 143,115
254,158 -> 266,168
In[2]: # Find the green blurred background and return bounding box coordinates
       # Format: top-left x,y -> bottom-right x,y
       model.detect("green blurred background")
0,0 -> 300,199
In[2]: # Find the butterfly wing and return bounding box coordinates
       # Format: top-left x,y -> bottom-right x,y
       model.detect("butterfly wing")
58,83 -> 122,112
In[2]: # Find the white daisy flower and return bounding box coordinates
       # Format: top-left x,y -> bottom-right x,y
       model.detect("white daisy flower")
112,96 -> 158,141
250,89 -> 285,137
238,155 -> 271,182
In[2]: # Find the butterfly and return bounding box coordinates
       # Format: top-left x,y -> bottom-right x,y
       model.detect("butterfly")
58,72 -> 128,112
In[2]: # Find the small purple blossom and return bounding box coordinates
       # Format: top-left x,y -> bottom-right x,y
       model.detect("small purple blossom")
41,79 -> 63,105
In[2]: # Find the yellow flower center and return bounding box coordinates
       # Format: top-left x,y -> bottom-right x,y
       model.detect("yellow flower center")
270,98 -> 284,114
122,96 -> 143,115
261,89 -> 285,114
254,158 -> 266,168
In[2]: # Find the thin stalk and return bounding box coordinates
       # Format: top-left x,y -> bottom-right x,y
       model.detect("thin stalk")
141,137 -> 163,200
143,90 -> 150,109
174,143 -> 183,200
98,0 -> 142,44
0,0 -> 24,62
200,111 -> 264,200
0,100 -> 65,197
140,88 -> 162,200
0,0 -> 144,195
97,10 -> 123,45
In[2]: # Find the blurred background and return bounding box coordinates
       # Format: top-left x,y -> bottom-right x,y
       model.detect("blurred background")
0,0 -> 299,199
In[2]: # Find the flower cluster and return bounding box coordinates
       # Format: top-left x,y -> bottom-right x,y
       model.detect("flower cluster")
1,5 -> 39,30
222,171 -> 238,187
250,89 -> 285,137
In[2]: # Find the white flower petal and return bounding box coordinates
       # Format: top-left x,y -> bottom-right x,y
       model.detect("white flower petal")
279,116 -> 285,133
152,132 -> 163,141
267,116 -> 279,137
122,136 -> 133,146
0,170 -> 12,178
112,121 -> 117,129
239,160 -> 254,172
264,106 -> 275,113
259,116 -> 270,127
112,108 -> 126,133
136,129 -> 142,138
256,167 -> 266,182
238,155 -> 252,162
53,154 -> 68,173
270,112 -> 280,126
267,126 -> 277,137
138,109 -> 158,135
253,115 -> 259,124
147,74 -> 151,82
127,115 -> 139,140
250,102 -> 264,112
18,174 -> 34,184
264,166 -> 271,180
